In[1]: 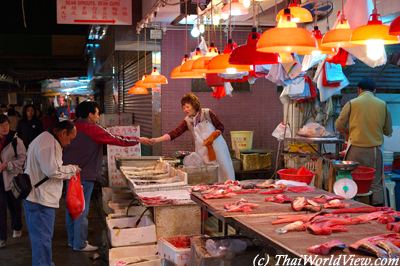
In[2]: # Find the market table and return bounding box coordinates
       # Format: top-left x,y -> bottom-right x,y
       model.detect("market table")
191,187 -> 394,264
229,214 -> 386,265
190,188 -> 358,235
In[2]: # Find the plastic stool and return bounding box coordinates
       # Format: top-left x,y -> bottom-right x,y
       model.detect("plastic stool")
355,191 -> 373,205
385,180 -> 396,210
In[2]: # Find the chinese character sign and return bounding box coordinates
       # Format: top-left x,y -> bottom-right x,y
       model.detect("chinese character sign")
107,125 -> 141,187
57,0 -> 132,25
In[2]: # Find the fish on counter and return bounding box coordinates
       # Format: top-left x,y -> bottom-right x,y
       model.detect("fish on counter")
291,197 -> 307,211
331,206 -> 392,214
140,196 -> 175,206
323,199 -> 349,209
223,198 -> 259,212
358,241 -> 389,258
272,213 -> 318,225
275,221 -> 307,234
265,194 -> 293,203
377,240 -> 400,258
260,187 -> 287,195
235,188 -> 260,194
350,234 -> 400,258
202,189 -> 237,199
312,195 -> 345,204
256,179 -> 276,188
387,222 -> 400,233
307,240 -> 347,255
377,214 -> 396,224
287,186 -> 315,193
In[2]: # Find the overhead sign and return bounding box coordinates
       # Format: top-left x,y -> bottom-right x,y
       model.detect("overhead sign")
57,0 -> 132,25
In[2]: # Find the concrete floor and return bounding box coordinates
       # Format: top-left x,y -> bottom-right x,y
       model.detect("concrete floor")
0,190 -> 108,266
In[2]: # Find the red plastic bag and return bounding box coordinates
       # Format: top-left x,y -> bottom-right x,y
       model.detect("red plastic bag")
66,172 -> 85,220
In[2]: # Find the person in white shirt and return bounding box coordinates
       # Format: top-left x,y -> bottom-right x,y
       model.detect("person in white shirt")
24,120 -> 79,266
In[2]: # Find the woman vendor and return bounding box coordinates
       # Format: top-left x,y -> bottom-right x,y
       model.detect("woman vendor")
151,93 -> 235,181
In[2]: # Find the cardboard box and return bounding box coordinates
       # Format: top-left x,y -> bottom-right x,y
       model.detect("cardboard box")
240,150 -> 272,171
109,244 -> 159,266
107,216 -> 157,247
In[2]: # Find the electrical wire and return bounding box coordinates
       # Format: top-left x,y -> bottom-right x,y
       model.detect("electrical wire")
21,0 -> 27,28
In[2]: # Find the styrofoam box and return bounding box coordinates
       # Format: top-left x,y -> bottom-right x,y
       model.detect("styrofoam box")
107,216 -> 156,247
158,237 -> 191,266
109,244 -> 159,266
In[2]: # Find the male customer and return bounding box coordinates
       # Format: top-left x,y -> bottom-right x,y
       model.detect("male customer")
63,101 -> 151,251
335,78 -> 392,205
24,120 -> 79,266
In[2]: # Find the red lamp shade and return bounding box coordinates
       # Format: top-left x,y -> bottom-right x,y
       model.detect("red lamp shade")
192,43 -> 219,73
276,3 -> 313,23
128,86 -> 149,95
229,28 -> 279,65
135,79 -> 156,88
351,13 -> 399,45
312,26 -> 337,55
321,17 -> 354,48
257,8 -> 316,55
207,40 -> 251,74
143,67 -> 168,85
389,16 -> 400,36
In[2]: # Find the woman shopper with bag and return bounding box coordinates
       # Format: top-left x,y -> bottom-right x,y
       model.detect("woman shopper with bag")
150,93 -> 235,181
0,114 -> 26,248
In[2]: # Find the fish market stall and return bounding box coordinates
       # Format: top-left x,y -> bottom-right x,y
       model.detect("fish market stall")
189,179 -> 400,263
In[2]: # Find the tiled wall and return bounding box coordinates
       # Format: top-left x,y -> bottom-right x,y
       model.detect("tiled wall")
160,29 -> 283,156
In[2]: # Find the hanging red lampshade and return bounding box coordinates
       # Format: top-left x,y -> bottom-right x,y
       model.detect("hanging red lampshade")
229,28 -> 279,65
207,40 -> 251,74
128,86 -> 149,95
135,79 -> 157,88
170,55 -> 195,79
312,26 -> 337,55
351,12 -> 398,45
276,0 -> 313,23
143,67 -> 168,85
257,9 -> 316,55
221,0 -> 249,17
350,8 -> 399,61
389,16 -> 400,36
178,48 -> 204,78
321,15 -> 354,48
192,43 -> 219,73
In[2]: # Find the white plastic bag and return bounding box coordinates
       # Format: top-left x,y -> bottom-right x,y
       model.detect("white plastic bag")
297,122 -> 330,137
272,122 -> 292,140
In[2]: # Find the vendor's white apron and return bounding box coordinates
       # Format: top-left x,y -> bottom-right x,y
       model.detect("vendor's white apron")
185,109 -> 235,182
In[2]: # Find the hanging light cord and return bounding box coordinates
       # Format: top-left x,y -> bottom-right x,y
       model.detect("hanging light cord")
21,0 -> 27,28
185,0 -> 188,55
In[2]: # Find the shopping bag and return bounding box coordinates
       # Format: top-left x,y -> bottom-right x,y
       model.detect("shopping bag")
272,122 -> 292,140
66,172 -> 85,220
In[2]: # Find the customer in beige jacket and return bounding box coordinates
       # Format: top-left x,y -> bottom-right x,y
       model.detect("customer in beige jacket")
0,114 -> 27,248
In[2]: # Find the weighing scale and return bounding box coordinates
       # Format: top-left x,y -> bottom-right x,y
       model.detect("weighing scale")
331,160 -> 359,199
